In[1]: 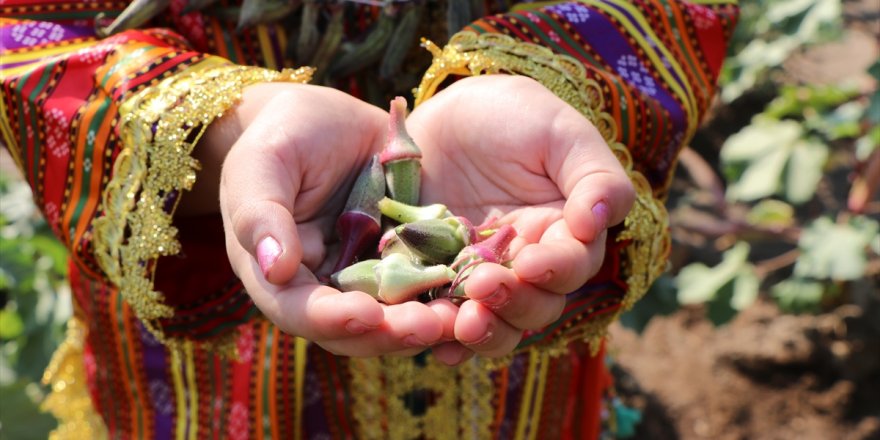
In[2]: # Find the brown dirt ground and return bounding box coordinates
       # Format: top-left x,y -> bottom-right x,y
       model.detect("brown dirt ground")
605,4 -> 880,439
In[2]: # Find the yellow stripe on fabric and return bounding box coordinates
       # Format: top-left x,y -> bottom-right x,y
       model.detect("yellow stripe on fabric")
294,337 -> 308,440
0,40 -> 96,65
256,25 -> 277,70
0,63 -> 42,80
185,342 -> 198,440
170,347 -> 187,440
0,77 -> 24,182
527,352 -> 551,440
514,349 -> 540,440
690,0 -> 737,4
582,0 -> 698,135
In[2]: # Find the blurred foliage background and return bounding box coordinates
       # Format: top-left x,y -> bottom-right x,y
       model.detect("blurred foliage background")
0,0 -> 877,438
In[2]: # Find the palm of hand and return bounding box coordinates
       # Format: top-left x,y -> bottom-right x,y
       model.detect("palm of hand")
401,75 -> 635,362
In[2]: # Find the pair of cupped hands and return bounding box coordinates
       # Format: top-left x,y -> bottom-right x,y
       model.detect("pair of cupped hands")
186,74 -> 634,366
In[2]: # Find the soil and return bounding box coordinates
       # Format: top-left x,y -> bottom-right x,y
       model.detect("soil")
608,301 -> 880,440
605,4 -> 880,439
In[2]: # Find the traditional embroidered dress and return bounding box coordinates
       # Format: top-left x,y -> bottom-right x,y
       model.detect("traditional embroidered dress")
0,1 -> 737,438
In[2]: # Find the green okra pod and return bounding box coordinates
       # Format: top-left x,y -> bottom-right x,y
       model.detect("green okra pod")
330,259 -> 381,297
395,218 -> 469,265
374,253 -> 456,304
378,197 -> 448,224
380,97 -> 423,206
330,155 -> 386,274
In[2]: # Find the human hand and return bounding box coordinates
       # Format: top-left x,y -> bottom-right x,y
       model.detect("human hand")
210,83 -> 452,356
405,75 -> 635,364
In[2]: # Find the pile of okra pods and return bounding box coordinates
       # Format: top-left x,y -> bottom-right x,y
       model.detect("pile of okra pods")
328,97 -> 516,304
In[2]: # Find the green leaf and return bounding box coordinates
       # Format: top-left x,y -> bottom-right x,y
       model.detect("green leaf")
771,279 -> 826,313
677,242 -> 755,304
855,125 -> 879,161
0,309 -> 24,340
731,268 -> 760,311
795,216 -> 880,280
868,89 -> 880,125
706,283 -> 738,326
746,199 -> 795,228
783,137 -> 828,204
721,117 -> 802,162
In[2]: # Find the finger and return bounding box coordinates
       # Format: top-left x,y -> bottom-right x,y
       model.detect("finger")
431,342 -> 474,366
220,97 -> 303,285
426,299 -> 460,342
511,220 -> 607,294
230,247 -> 385,340
454,300 -> 522,358
296,221 -> 330,272
546,107 -> 635,243
318,301 -> 446,357
465,263 -> 565,329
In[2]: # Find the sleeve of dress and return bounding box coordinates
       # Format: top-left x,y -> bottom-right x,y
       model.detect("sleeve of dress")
0,9 -> 313,348
413,0 -> 739,355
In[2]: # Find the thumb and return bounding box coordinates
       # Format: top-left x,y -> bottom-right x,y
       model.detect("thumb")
219,108 -> 304,285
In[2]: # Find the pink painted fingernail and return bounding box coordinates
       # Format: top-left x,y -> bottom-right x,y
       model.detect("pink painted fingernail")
592,201 -> 609,234
257,236 -> 282,277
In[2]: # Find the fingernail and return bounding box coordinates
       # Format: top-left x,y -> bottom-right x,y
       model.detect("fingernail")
463,323 -> 494,346
524,270 -> 553,285
478,284 -> 510,309
592,201 -> 609,234
403,335 -> 431,348
257,236 -> 282,277
345,319 -> 376,335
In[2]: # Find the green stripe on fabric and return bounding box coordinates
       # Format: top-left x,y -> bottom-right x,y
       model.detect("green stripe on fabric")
67,97 -> 109,233
13,69 -> 35,188
513,10 -> 601,67
23,66 -> 52,192
465,22 -> 493,35
220,25 -> 241,64
262,328 -> 274,439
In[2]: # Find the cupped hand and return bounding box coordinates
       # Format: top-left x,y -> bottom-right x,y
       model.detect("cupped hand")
405,75 -> 635,364
209,83 -> 450,357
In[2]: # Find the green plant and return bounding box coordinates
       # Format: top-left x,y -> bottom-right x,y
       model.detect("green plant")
720,0 -> 843,102
0,175 -> 71,439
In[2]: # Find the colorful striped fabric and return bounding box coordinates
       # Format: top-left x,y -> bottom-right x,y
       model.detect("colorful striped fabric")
1,0 -> 737,438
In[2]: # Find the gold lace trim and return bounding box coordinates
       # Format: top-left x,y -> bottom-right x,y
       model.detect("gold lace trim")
41,317 -> 108,440
92,59 -> 313,352
350,356 -> 495,440
348,31 -> 670,438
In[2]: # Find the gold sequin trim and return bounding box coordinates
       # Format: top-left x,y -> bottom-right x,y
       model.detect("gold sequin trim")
414,31 -> 670,355
92,58 -> 313,350
350,356 -> 494,440
41,317 -> 108,440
